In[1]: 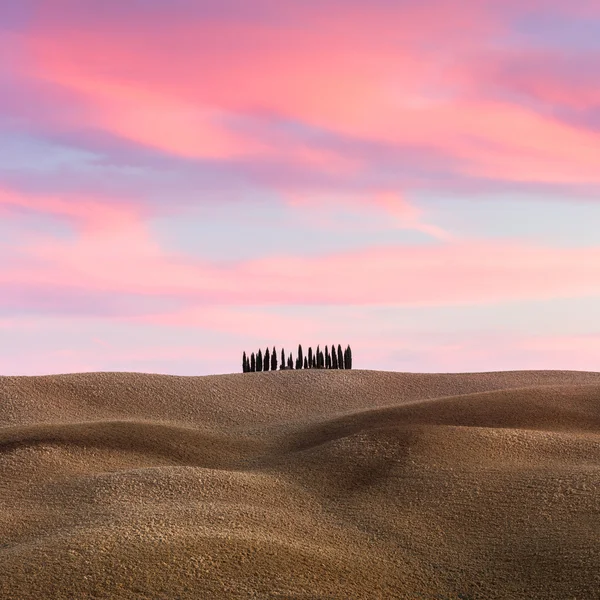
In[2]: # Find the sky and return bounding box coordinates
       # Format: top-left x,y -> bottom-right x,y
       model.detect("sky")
1,0 -> 600,375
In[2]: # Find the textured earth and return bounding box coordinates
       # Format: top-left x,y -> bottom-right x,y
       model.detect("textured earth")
1,369 -> 600,599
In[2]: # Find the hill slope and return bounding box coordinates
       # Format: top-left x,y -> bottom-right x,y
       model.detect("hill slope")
1,370 -> 599,599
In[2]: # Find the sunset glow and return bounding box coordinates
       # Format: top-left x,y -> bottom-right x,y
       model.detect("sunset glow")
2,1 -> 599,374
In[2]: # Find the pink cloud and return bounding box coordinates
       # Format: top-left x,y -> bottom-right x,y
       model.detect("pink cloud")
1,187 -> 598,310
283,190 -> 454,241
370,191 -> 454,240
0,187 -> 143,232
132,306 -> 323,340
42,78 -> 263,161
3,196 -> 600,308
240,242 -> 600,305
17,0 -> 599,190
449,45 -> 600,127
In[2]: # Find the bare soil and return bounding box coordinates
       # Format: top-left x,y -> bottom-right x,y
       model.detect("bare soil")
1,369 -> 600,599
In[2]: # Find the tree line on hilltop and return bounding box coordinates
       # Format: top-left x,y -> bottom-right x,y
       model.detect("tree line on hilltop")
242,344 -> 352,373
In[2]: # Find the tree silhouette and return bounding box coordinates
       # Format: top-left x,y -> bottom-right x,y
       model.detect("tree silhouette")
243,343 -> 353,373
345,345 -> 353,369
271,346 -> 277,371
314,346 -> 323,368
338,344 -> 344,370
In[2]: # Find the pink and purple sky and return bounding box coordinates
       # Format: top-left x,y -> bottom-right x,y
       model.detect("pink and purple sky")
2,0 -> 600,375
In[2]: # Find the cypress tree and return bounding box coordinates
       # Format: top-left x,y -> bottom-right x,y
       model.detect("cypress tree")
312,355 -> 316,368
325,346 -> 331,369
250,352 -> 256,372
315,346 -> 321,368
338,344 -> 344,370
308,347 -> 313,369
298,344 -> 304,370
242,351 -> 247,373
280,348 -> 286,370
304,357 -> 308,369
331,344 -> 338,369
346,345 -> 353,369
318,349 -> 325,368
271,346 -> 277,371
264,347 -> 270,371
257,349 -> 263,372
288,353 -> 294,369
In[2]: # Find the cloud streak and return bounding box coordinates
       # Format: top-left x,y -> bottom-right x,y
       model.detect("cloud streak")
3,0 -> 595,194
3,208 -> 600,310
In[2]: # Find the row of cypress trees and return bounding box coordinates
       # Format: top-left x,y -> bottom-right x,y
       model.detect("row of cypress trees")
242,344 -> 352,373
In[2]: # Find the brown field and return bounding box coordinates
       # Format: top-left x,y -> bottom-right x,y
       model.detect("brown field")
1,369 -> 600,599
